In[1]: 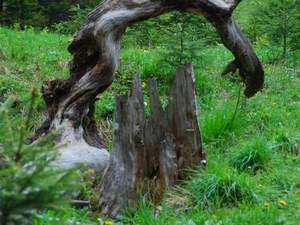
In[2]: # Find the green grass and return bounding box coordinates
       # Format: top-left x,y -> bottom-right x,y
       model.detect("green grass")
228,137 -> 272,173
1,27 -> 300,225
185,163 -> 257,209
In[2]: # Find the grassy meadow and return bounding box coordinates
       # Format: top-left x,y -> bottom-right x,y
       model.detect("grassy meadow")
0,26 -> 300,225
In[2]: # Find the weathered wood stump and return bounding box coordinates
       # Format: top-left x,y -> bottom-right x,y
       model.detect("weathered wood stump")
98,63 -> 205,218
29,0 -> 264,175
27,0 -> 265,218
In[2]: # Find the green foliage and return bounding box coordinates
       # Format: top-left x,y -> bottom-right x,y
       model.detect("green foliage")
1,3 -> 300,223
266,155 -> 300,193
228,137 -> 271,173
122,200 -> 176,225
120,48 -> 174,81
262,0 -> 300,55
123,11 -> 219,72
53,5 -> 93,34
0,95 -> 77,225
218,206 -> 286,225
273,131 -> 300,155
185,163 -> 257,209
0,0 -> 99,28
243,0 -> 300,57
157,12 -> 217,66
201,100 -> 243,143
33,208 -> 95,225
0,0 -> 45,28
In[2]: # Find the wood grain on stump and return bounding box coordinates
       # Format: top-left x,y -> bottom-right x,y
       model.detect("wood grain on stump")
28,0 -> 265,217
98,64 -> 205,218
30,1 -> 264,164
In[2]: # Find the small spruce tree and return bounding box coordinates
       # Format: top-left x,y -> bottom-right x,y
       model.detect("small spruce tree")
0,90 -> 77,225
257,0 -> 300,58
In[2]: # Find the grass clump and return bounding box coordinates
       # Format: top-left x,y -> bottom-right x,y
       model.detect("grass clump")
201,100 -> 243,144
122,200 -> 176,225
228,137 -> 271,173
273,131 -> 300,155
185,163 -> 257,209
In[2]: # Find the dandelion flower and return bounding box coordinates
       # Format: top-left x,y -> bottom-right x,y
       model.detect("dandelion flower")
104,220 -> 113,225
264,201 -> 271,208
278,199 -> 288,206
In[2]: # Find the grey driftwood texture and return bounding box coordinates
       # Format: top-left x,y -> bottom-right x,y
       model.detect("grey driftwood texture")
29,1 -> 264,167
27,0 -> 264,216
98,64 -> 205,218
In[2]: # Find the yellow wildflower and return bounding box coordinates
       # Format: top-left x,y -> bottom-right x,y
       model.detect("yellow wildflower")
104,220 -> 113,225
264,202 -> 271,208
278,199 -> 288,206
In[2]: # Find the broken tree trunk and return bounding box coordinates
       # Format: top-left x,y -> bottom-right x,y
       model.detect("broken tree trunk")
29,0 -> 264,174
98,64 -> 205,218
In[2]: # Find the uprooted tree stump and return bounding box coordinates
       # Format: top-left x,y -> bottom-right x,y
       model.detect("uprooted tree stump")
97,64 -> 205,217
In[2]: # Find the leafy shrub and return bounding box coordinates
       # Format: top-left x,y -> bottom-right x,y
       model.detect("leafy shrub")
228,138 -> 271,173
185,163 -> 256,209
0,94 -> 77,225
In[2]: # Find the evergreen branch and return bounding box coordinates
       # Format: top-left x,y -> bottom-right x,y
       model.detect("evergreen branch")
15,87 -> 38,162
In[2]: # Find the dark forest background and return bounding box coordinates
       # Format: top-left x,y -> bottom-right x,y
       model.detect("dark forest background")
1,0 -> 300,58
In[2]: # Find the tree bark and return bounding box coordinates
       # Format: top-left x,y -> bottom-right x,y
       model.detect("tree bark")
97,63 -> 205,218
30,0 -> 264,174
